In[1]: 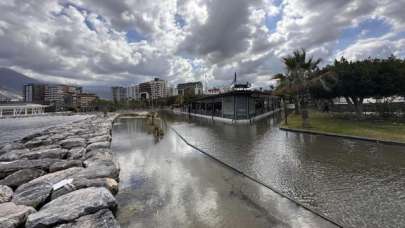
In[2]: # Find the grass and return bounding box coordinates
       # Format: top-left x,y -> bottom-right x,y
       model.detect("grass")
282,111 -> 405,143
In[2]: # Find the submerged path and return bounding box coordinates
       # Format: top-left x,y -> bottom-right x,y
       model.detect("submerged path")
163,111 -> 405,228
112,117 -> 337,228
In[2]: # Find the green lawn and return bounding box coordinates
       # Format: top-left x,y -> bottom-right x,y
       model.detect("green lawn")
282,111 -> 405,143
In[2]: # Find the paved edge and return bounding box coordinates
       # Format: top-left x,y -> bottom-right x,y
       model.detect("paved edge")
279,126 -> 405,146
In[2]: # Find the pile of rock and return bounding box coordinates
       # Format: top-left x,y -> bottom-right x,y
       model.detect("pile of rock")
0,115 -> 120,228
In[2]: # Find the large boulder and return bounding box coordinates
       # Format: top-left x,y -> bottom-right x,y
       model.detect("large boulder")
28,167 -> 84,186
0,169 -> 46,189
67,147 -> 85,160
0,202 -> 36,228
0,185 -> 13,203
49,160 -> 83,173
20,148 -> 68,160
0,159 -> 65,179
84,148 -> 113,162
21,133 -> 42,143
88,135 -> 111,144
86,142 -> 110,152
24,139 -> 44,149
60,138 -> 86,149
55,209 -> 120,228
26,187 -> 117,228
51,178 -> 118,199
12,181 -> 53,209
75,162 -> 119,181
0,149 -> 30,162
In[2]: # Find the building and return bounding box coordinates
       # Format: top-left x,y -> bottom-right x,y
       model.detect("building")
138,82 -> 151,100
78,93 -> 98,111
127,85 -> 140,100
44,85 -> 65,110
43,84 -> 82,111
112,87 -> 127,103
180,90 -> 281,124
177,82 -> 203,96
167,86 -> 178,97
24,84 -> 45,104
135,78 -> 168,100
149,78 -> 167,99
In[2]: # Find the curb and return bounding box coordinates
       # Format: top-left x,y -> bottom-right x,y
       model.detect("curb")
279,127 -> 405,146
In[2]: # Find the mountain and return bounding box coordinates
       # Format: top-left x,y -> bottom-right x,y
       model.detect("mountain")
0,68 -> 41,95
0,68 -> 112,100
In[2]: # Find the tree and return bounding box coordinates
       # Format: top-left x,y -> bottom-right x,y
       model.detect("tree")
282,49 -> 321,127
273,73 -> 291,124
309,56 -> 405,118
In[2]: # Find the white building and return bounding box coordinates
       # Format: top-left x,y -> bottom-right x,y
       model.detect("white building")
127,84 -> 140,100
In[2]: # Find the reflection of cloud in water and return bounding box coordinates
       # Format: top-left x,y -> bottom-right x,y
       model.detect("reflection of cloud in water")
112,117 -> 337,228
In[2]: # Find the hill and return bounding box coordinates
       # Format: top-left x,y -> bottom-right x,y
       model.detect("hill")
0,68 -> 41,95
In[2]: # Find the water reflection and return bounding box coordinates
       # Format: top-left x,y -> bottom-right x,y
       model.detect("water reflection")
112,117 -> 336,228
161,111 -> 405,228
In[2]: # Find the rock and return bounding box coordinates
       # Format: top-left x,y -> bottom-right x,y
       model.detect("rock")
1,143 -> 25,152
28,167 -> 84,186
60,138 -> 86,149
54,209 -> 120,228
86,142 -> 110,152
49,160 -> 83,173
84,148 -> 113,162
0,202 -> 36,228
0,185 -> 13,203
51,178 -> 118,199
26,187 -> 117,228
75,163 -> 119,181
20,148 -> 68,160
88,135 -> 111,144
30,144 -> 59,151
67,147 -> 86,160
0,169 -> 46,189
12,181 -> 53,209
21,133 -> 42,143
0,159 -> 65,179
0,149 -> 30,162
24,139 -> 44,149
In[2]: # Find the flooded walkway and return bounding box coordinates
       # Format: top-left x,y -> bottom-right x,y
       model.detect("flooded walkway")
112,117 -> 336,228
162,111 -> 405,228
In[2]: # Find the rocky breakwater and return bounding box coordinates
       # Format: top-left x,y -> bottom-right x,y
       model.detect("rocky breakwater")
0,115 -> 120,228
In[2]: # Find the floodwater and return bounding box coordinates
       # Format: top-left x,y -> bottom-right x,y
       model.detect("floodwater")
112,117 -> 337,228
0,115 -> 93,143
161,111 -> 405,228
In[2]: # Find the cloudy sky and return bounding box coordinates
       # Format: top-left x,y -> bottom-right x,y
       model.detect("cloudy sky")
0,0 -> 404,88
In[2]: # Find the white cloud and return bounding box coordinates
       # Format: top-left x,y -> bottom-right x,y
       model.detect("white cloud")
0,0 -> 404,89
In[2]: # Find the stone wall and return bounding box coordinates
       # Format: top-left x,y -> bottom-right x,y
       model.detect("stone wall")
0,114 -> 121,228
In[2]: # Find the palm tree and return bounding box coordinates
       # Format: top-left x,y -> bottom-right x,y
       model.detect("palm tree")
282,49 -> 321,127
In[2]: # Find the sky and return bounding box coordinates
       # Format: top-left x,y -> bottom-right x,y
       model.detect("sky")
0,0 -> 404,89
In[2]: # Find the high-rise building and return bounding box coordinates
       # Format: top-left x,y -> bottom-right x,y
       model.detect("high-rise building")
149,78 -> 167,99
111,87 -> 127,103
177,82 -> 203,96
44,85 -> 65,110
127,85 -> 140,100
24,84 -> 45,104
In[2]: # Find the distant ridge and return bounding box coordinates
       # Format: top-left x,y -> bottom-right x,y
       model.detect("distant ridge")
0,68 -> 41,95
